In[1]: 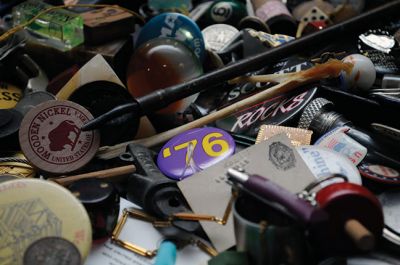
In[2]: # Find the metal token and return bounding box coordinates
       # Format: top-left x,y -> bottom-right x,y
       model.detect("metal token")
358,162 -> 400,184
14,91 -> 56,116
202,24 -> 239,52
23,237 -> 81,265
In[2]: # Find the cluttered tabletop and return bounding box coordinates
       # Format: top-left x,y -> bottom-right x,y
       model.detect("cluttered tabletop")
1,0 -> 400,264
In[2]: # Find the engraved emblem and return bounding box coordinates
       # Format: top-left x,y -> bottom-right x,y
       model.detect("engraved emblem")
19,101 -> 100,174
24,237 -> 81,265
269,141 -> 296,171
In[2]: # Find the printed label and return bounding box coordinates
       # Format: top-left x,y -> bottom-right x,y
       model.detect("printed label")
297,146 -> 362,185
316,128 -> 367,165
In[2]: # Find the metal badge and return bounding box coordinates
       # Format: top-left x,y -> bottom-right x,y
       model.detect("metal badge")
23,237 -> 81,265
202,24 -> 239,52
358,162 -> 400,185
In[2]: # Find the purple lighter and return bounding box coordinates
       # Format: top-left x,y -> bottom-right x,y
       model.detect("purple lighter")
227,168 -> 327,225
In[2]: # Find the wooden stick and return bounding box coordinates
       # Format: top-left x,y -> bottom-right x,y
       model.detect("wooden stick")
50,165 -> 136,186
345,219 -> 375,251
96,60 -> 352,160
229,72 -> 298,85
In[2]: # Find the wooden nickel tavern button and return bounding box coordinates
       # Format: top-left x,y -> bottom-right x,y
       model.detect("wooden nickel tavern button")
19,100 -> 100,174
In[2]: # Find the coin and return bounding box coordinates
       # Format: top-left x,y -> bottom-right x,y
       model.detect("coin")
14,91 -> 56,116
23,237 -> 81,265
19,100 -> 100,174
202,24 -> 239,52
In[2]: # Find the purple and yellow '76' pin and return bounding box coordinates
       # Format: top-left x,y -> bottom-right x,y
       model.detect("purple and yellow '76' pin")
157,127 -> 235,180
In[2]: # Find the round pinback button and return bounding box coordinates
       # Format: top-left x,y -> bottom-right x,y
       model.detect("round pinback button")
135,12 -> 205,61
19,100 -> 100,174
157,127 -> 235,180
358,162 -> 400,185
0,178 -> 92,264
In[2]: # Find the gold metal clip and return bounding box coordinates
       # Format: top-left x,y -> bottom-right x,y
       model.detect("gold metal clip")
111,207 -> 221,258
171,190 -> 238,225
111,208 -> 158,258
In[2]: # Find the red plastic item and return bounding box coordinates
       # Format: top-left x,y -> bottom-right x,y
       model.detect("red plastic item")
315,182 -> 384,254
